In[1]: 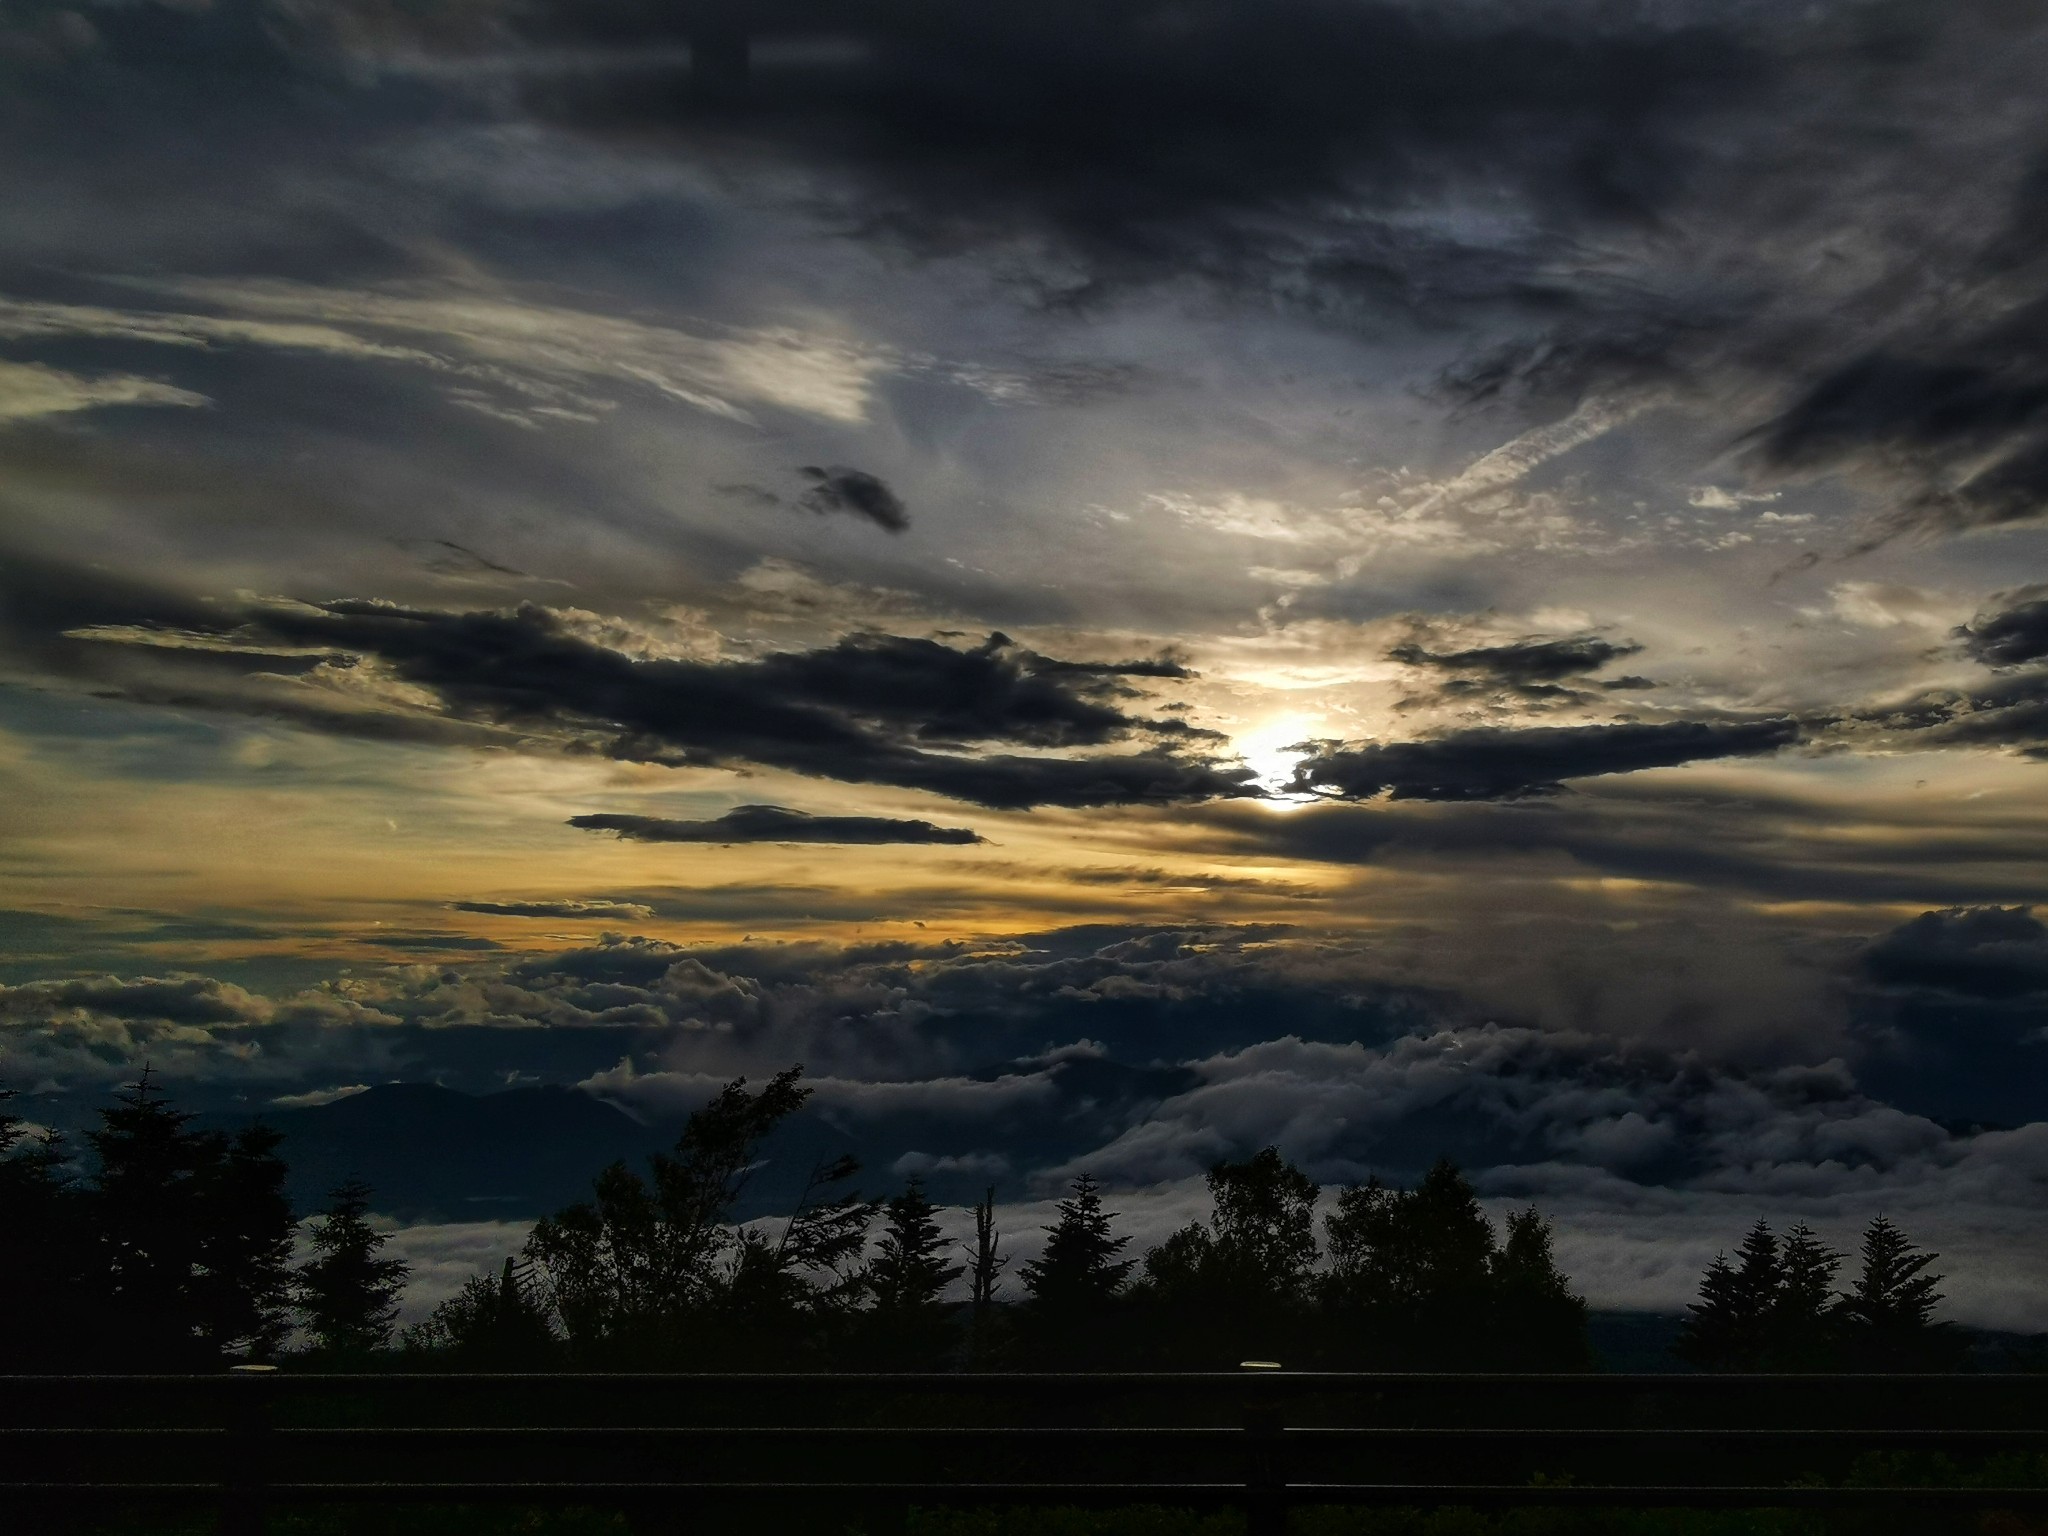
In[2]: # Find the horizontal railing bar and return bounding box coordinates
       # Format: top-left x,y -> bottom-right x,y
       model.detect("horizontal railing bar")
6,1481 -> 2048,1508
4,1371 -> 2044,1390
7,1424 -> 2046,1443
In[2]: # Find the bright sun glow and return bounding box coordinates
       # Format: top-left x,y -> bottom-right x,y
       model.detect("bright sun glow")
1233,715 -> 1323,805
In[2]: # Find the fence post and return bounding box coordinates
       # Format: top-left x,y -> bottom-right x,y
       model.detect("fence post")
221,1363 -> 275,1536
1241,1360 -> 1285,1536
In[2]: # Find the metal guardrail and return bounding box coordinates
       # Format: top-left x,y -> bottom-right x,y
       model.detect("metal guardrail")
3,1371 -> 2045,1534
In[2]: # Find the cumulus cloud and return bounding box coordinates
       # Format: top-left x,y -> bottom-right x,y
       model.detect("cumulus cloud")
570,805 -> 982,846
1860,905 -> 2048,1000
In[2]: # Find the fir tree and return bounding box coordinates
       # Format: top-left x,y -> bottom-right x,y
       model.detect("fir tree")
1838,1215 -> 1963,1371
87,1069 -> 213,1362
1674,1220 -> 1782,1371
298,1179 -> 410,1354
1769,1223 -> 1842,1370
1020,1174 -> 1134,1313
193,1123 -> 297,1360
0,1087 -> 92,1369
863,1177 -> 963,1366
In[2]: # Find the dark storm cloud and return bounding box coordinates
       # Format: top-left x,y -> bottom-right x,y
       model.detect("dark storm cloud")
521,0 -> 1757,303
2,555 -> 1253,810
1956,588 -> 2048,668
1292,718 -> 1801,801
569,805 -> 983,845
797,465 -> 909,532
452,899 -> 657,921
1860,906 -> 2048,1001
1753,352 -> 2048,541
1389,633 -> 1648,701
1190,789 -> 2048,910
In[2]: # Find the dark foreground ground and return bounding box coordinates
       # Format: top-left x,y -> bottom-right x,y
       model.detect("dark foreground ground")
56,1506 -> 2046,1536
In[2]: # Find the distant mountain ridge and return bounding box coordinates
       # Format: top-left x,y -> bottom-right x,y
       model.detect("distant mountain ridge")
201,1083 -> 662,1222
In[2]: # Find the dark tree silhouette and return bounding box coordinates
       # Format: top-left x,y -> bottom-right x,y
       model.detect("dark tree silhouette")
525,1067 -> 811,1361
1141,1147 -> 1319,1365
1769,1223 -> 1843,1370
1018,1173 -> 1133,1366
1838,1215 -> 1964,1371
0,1086 -> 92,1369
1323,1162 -> 1585,1368
964,1185 -> 1007,1366
297,1179 -> 410,1354
193,1123 -> 296,1360
1674,1220 -> 1783,1372
407,1256 -> 556,1367
88,1069 -> 211,1362
862,1177 -> 963,1366
1490,1206 -> 1592,1370
725,1153 -> 877,1364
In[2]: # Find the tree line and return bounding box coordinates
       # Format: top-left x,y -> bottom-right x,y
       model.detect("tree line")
0,1068 -> 1972,1373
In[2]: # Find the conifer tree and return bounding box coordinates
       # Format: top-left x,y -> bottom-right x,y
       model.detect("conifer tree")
1838,1215 -> 1962,1371
0,1087 -> 91,1368
406,1256 -> 555,1366
88,1069 -> 213,1362
193,1124 -> 297,1360
863,1177 -> 963,1365
1769,1223 -> 1842,1370
1020,1174 -> 1134,1312
1016,1174 -> 1132,1366
298,1179 -> 410,1354
1675,1220 -> 1783,1371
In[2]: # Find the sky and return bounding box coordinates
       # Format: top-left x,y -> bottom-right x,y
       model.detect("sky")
2,0 -> 2047,1328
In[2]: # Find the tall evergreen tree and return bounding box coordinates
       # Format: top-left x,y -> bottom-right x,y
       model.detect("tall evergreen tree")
1674,1220 -> 1782,1372
1838,1215 -> 1963,1371
87,1069 -> 213,1363
1021,1175 -> 1134,1312
862,1177 -> 963,1366
1769,1224 -> 1842,1371
1018,1174 -> 1132,1366
298,1179 -> 410,1354
193,1124 -> 297,1360
0,1087 -> 92,1369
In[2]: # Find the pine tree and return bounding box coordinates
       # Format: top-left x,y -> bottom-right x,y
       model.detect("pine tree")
1769,1224 -> 1842,1371
87,1069 -> 212,1362
1838,1215 -> 1962,1371
0,1087 -> 93,1369
863,1177 -> 964,1366
298,1179 -> 410,1354
1020,1174 -> 1133,1312
1675,1220 -> 1784,1371
868,1177 -> 963,1312
193,1124 -> 297,1360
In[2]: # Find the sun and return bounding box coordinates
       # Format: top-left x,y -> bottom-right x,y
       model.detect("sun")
1232,715 -> 1323,805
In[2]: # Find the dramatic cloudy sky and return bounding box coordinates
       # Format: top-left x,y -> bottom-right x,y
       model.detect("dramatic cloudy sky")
4,0 -> 2048,1326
